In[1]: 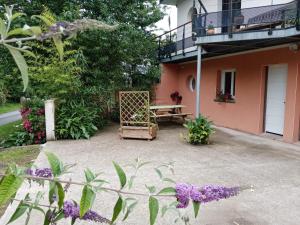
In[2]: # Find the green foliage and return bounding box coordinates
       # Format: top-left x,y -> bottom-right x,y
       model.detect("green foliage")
7,200 -> 29,224
45,152 -> 64,177
113,161 -> 127,189
112,197 -> 123,223
55,99 -> 100,140
149,196 -> 159,225
184,116 -> 214,145
193,201 -> 200,218
0,81 -> 7,105
27,41 -> 83,99
0,174 -> 23,206
80,185 -> 95,218
1,98 -> 45,148
0,130 -> 34,148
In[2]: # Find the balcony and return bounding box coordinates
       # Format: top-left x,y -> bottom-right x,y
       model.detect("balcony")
158,0 -> 300,62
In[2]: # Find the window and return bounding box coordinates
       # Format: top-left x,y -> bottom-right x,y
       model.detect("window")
188,76 -> 196,92
220,70 -> 236,97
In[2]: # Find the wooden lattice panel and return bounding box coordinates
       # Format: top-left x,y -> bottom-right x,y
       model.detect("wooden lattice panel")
119,91 -> 150,127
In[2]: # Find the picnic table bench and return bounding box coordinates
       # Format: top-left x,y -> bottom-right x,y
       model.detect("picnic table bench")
150,105 -> 192,124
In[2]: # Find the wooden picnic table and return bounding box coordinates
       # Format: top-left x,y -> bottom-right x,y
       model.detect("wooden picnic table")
150,105 -> 192,123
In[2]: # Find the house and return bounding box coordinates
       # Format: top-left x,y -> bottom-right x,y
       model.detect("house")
155,0 -> 300,143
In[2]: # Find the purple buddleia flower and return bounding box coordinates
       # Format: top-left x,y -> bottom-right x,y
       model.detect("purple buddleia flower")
25,168 -> 53,178
175,183 -> 240,208
35,168 -> 53,178
63,201 -> 111,224
197,185 -> 240,203
25,168 -> 33,176
175,183 -> 191,208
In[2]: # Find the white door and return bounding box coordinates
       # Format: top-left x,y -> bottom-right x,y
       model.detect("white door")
265,64 -> 288,135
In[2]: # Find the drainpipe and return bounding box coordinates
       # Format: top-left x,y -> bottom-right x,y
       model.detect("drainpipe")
196,45 -> 202,117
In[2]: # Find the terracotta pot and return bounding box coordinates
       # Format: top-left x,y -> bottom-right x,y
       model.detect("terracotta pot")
207,29 -> 215,35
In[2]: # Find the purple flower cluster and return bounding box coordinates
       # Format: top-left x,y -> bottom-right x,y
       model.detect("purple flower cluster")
26,168 -> 53,178
175,183 -> 240,208
63,201 -> 111,224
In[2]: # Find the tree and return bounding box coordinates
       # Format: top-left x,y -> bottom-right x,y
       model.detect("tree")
0,0 -> 164,99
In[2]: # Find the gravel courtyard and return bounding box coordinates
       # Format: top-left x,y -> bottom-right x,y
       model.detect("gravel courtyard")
1,123 -> 300,225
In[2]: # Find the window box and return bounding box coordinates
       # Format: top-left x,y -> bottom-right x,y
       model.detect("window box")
214,98 -> 236,104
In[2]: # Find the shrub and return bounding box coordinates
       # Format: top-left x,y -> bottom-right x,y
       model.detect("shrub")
21,98 -> 46,144
1,98 -> 46,147
55,100 -> 100,140
0,81 -> 7,105
184,116 -> 214,145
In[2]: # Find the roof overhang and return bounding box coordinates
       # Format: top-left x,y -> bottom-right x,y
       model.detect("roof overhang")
159,0 -> 178,5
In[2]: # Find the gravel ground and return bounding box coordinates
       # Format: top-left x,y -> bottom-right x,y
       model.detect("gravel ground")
1,123 -> 300,225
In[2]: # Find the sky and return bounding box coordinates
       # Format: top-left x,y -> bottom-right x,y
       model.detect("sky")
155,5 -> 177,35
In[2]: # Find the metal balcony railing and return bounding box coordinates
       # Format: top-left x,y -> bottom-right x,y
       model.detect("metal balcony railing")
158,0 -> 300,60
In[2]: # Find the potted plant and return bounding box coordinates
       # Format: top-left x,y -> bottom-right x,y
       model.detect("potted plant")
215,89 -> 235,103
207,21 -> 215,35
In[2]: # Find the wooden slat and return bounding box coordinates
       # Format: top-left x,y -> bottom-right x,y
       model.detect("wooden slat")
150,105 -> 186,110
151,113 -> 192,118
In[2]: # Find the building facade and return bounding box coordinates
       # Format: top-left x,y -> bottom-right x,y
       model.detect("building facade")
156,0 -> 300,142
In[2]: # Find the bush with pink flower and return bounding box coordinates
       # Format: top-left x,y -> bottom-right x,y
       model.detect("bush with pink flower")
1,98 -> 46,148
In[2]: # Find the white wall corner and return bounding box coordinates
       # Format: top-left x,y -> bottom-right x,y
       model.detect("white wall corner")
45,99 -> 56,141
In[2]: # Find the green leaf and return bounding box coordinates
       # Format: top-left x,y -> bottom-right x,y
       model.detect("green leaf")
48,182 -> 56,205
53,210 -> 65,222
0,18 -> 7,37
43,209 -> 52,225
0,174 -> 23,206
111,197 -> 123,223
7,28 -> 32,37
7,202 -> 29,224
5,44 -> 29,91
32,15 -> 54,26
193,201 -> 200,218
80,185 -> 95,218
149,196 -> 159,225
84,168 -> 95,183
146,185 -> 156,194
128,175 -> 136,189
154,168 -> 162,179
162,178 -> 176,184
53,36 -> 64,61
29,26 -> 42,36
45,152 -> 63,177
123,201 -> 138,221
157,187 -> 176,195
11,13 -> 26,21
113,162 -> 127,189
56,182 -> 65,209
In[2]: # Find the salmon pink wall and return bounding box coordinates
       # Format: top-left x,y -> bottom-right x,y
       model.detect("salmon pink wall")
154,64 -> 179,105
156,47 -> 300,142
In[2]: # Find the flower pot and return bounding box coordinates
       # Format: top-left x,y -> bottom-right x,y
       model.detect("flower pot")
207,29 -> 215,35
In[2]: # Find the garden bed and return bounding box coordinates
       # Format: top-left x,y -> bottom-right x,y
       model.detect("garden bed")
0,120 -> 22,142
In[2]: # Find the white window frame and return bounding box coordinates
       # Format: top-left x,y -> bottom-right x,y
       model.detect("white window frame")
221,69 -> 236,97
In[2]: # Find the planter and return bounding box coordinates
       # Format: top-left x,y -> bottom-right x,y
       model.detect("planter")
214,98 -> 236,104
119,123 -> 158,140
